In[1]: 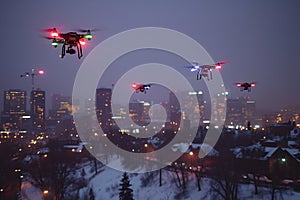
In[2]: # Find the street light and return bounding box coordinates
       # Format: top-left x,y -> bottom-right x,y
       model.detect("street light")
43,190 -> 49,199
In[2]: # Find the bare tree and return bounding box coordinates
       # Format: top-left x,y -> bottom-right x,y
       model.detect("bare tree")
208,148 -> 239,200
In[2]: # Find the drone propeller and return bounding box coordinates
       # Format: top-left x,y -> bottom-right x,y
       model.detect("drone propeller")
75,28 -> 100,33
40,35 -> 64,42
41,36 -> 55,40
40,28 -> 57,33
216,60 -> 228,65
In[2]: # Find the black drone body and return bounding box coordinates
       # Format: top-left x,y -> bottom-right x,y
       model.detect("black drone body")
236,82 -> 256,92
132,83 -> 152,93
43,28 -> 94,59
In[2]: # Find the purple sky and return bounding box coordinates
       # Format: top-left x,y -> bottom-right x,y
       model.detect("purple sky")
1,0 -> 300,113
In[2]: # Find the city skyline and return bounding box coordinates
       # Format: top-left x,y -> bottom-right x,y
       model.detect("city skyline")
1,87 -> 299,132
0,1 -> 300,114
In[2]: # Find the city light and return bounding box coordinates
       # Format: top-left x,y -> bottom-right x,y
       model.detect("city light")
22,115 -> 31,119
43,190 -> 49,195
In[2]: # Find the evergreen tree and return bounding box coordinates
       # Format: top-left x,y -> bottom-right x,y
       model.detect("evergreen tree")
119,172 -> 134,200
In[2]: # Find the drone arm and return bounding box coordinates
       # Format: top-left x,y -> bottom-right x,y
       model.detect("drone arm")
77,43 -> 83,59
61,44 -> 66,58
197,71 -> 202,80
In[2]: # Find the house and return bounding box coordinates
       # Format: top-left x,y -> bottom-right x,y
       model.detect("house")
232,144 -> 300,180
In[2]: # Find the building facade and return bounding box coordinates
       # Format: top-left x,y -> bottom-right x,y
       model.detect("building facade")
1,89 -> 27,130
31,89 -> 46,133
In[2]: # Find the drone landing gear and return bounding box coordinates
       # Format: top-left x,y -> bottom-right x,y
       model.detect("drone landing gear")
76,43 -> 83,59
61,44 -> 66,58
60,44 -> 83,59
197,71 -> 201,80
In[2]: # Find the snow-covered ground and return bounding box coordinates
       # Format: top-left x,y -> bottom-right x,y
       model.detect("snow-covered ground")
82,164 -> 300,200
21,161 -> 300,200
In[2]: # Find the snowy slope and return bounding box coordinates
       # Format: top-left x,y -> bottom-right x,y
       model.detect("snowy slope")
84,165 -> 300,200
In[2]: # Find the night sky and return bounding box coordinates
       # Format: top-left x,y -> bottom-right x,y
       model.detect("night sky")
1,0 -> 300,113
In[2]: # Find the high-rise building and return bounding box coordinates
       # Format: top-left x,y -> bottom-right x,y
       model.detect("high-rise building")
129,100 -> 151,126
211,91 -> 228,126
31,89 -> 45,132
169,91 -> 181,127
181,91 -> 205,128
225,96 -> 256,127
96,88 -> 112,131
168,90 -> 205,129
1,89 -> 27,130
246,99 -> 256,123
3,89 -> 26,115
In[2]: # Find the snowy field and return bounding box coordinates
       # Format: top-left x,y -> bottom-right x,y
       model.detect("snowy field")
21,160 -> 300,199
81,165 -> 300,200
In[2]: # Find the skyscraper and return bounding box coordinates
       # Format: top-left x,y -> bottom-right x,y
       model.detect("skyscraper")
170,91 -> 205,129
181,91 -> 205,128
2,89 -> 27,130
96,88 -> 112,131
211,91 -> 228,126
129,100 -> 151,126
225,96 -> 256,127
31,89 -> 45,132
3,89 -> 26,115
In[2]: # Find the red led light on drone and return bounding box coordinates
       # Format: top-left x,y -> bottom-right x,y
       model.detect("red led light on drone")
79,39 -> 86,45
215,64 -> 222,70
51,31 -> 58,37
38,70 -> 44,75
132,83 -> 138,89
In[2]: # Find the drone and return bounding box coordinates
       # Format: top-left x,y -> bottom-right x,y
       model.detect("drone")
42,28 -> 95,59
236,82 -> 256,92
131,83 -> 152,93
185,60 -> 228,80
